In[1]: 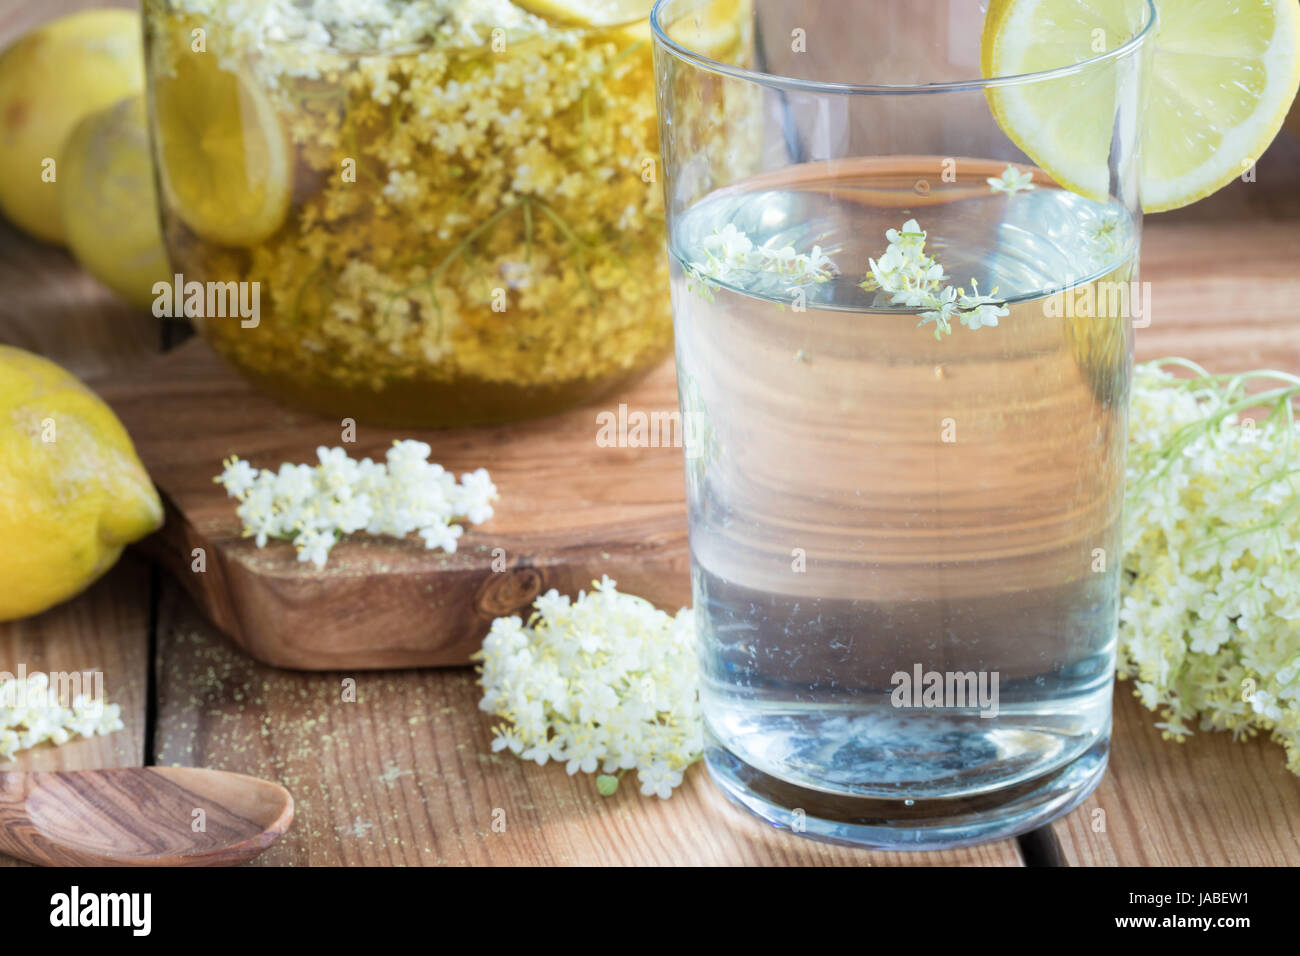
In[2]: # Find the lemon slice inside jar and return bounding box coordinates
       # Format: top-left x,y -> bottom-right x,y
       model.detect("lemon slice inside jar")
152,51 -> 291,246
519,0 -> 744,50
513,0 -> 651,27
981,0 -> 1300,212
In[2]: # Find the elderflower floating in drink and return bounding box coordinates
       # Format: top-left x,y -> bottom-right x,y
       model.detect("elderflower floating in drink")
859,219 -> 1011,337
685,223 -> 836,300
987,164 -> 1036,195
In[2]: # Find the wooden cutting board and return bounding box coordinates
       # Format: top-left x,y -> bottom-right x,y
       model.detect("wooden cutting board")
99,340 -> 690,670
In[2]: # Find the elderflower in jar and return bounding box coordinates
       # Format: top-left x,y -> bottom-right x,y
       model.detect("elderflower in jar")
143,0 -> 741,426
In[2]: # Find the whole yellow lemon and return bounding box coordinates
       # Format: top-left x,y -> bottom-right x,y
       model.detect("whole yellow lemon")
59,95 -> 169,309
0,346 -> 163,621
0,9 -> 144,245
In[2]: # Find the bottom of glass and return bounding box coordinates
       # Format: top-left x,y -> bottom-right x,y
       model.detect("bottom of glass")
705,733 -> 1109,851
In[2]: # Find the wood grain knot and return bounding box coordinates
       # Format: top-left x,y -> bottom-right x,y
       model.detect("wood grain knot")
475,565 -> 546,618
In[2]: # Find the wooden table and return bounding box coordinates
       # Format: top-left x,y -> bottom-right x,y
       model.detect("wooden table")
3,1 -> 1299,867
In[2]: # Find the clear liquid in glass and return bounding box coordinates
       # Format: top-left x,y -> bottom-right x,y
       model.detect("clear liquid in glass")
669,157 -> 1134,841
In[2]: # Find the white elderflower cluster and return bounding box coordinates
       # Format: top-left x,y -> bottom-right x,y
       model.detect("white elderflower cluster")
216,441 -> 497,567
687,223 -> 836,300
860,219 -> 1010,338
988,163 -> 1036,195
475,577 -> 701,798
0,674 -> 124,762
1122,361 -> 1300,774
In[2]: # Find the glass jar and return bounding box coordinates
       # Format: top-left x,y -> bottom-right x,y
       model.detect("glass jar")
143,0 -> 701,427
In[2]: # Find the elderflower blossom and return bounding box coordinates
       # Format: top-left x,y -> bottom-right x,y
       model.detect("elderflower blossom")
1121,361 -> 1300,774
474,577 -> 700,798
860,219 -> 1010,337
215,441 -> 497,567
687,223 -> 836,300
988,164 -> 1036,195
0,674 -> 123,762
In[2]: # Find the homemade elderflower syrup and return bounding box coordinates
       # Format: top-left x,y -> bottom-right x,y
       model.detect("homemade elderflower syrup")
671,157 -> 1137,817
144,0 -> 713,425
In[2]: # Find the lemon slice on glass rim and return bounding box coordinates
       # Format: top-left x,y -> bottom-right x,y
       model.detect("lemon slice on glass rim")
152,51 -> 291,246
982,0 -> 1300,212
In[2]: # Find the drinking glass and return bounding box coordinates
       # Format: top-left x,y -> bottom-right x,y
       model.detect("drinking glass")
652,0 -> 1156,848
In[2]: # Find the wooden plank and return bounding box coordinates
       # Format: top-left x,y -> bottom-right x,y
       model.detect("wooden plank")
0,0 -> 160,384
1135,220 -> 1300,370
0,554 -> 153,867
0,219 -> 161,382
0,554 -> 150,774
1052,688 -> 1300,866
0,0 -> 159,870
153,580 -> 1023,866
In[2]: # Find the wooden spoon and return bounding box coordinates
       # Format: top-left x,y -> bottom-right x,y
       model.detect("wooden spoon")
0,766 -> 293,866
